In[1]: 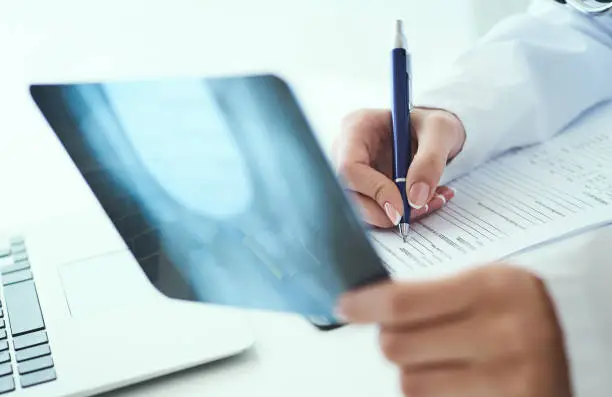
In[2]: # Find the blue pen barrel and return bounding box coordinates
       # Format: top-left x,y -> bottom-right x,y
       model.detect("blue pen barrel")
391,47 -> 411,222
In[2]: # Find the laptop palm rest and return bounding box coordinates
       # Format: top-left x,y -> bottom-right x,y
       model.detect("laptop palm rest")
58,250 -> 162,319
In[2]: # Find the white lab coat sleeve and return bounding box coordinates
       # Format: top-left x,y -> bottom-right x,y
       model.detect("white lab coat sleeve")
417,0 -> 612,185
416,1 -> 612,396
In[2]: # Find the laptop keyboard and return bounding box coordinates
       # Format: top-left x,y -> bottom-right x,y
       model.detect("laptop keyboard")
0,237 -> 56,393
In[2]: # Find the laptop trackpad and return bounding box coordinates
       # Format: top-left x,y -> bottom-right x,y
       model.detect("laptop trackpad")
58,250 -> 162,318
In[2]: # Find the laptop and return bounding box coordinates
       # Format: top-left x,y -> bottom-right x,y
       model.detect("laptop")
0,219 -> 253,396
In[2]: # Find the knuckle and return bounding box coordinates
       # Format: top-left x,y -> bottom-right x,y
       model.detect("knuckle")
400,372 -> 417,397
505,362 -> 536,397
388,289 -> 410,319
477,265 -> 520,298
426,110 -> 462,135
400,370 -> 431,397
485,360 -> 532,397
494,313 -> 530,360
379,332 -> 404,362
479,269 -> 507,297
341,109 -> 372,132
372,181 -> 389,205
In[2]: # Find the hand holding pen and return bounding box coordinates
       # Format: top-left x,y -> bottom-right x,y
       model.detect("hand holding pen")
333,21 -> 466,235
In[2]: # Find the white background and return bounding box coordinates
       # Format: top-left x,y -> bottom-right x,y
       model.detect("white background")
0,0 -> 530,228
0,0 -> 530,107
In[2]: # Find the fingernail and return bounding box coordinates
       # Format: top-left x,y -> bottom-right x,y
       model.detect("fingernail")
334,296 -> 350,322
436,194 -> 447,204
334,306 -> 348,322
408,182 -> 430,209
412,203 -> 430,219
384,202 -> 402,225
442,187 -> 455,202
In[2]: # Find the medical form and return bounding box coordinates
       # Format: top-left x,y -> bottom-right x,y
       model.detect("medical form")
371,117 -> 612,279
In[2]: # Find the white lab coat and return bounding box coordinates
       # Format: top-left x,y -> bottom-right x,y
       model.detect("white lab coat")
417,0 -> 612,396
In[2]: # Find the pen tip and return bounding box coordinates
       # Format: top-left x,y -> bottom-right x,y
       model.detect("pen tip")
398,223 -> 410,242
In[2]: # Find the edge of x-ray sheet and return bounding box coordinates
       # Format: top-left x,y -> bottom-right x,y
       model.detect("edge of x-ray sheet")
370,114 -> 612,280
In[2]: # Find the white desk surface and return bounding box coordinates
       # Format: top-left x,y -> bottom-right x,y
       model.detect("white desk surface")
1,2 -> 610,396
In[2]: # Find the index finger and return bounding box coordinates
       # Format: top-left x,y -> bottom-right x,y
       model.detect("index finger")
336,273 -> 478,326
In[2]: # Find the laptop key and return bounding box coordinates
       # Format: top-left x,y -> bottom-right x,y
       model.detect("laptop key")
11,252 -> 27,263
0,329 -> 6,340
3,269 -> 33,286
9,236 -> 24,245
9,245 -> 25,254
0,341 -> 7,352
15,344 -> 50,362
4,280 -> 45,336
0,319 -> 4,328
1,261 -> 30,275
0,352 -> 8,364
0,364 -> 11,378
13,331 -> 47,350
18,356 -> 53,375
0,250 -> 8,258
0,375 -> 14,394
20,367 -> 56,388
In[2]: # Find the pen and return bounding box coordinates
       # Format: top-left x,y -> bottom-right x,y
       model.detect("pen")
391,20 -> 413,243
